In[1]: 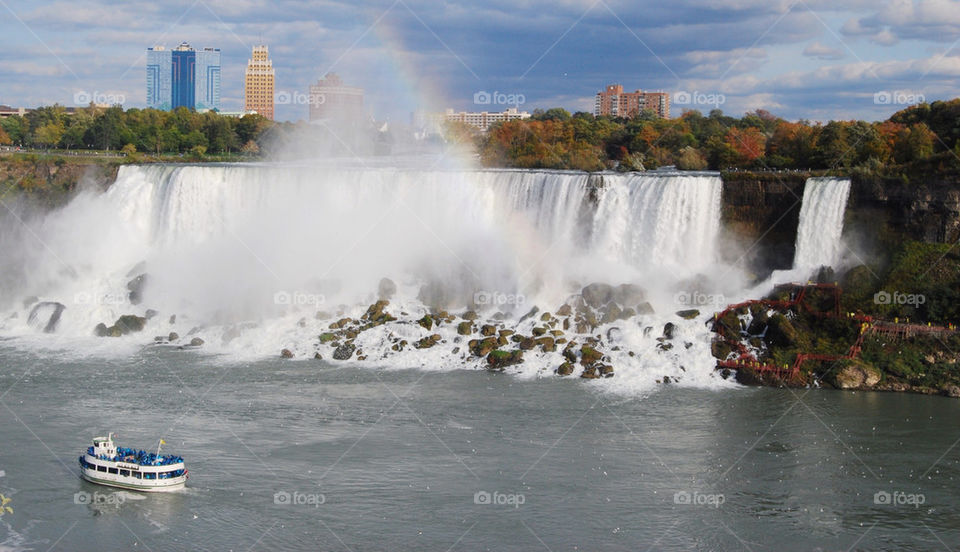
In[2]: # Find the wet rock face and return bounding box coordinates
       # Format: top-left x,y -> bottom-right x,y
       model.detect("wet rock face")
378,278 -> 397,300
27,301 -> 66,333
333,343 -> 356,360
127,274 -> 148,305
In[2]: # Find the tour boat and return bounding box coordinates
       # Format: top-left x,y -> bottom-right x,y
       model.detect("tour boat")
78,433 -> 187,492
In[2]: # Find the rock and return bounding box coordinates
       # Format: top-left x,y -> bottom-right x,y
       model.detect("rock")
486,349 -> 524,371
319,332 -> 337,343
535,336 -> 556,352
457,321 -> 473,335
499,329 -> 515,338
580,366 -> 600,379
281,349 -> 294,359
662,376 -> 671,384
330,317 -> 354,330
582,283 -> 614,308
377,278 -> 397,300
613,284 -> 646,306
663,322 -> 676,340
415,334 -> 442,349
27,302 -> 66,333
556,362 -> 575,376
675,309 -> 700,320
557,304 -> 573,317
562,348 -> 578,363
189,337 -> 205,347
145,309 -> 159,320
470,337 -> 499,357
531,326 -> 547,336
333,343 -> 356,360
539,312 -> 552,322
942,384 -> 960,398
766,314 -> 801,348
168,332 -> 179,342
314,352 -> 323,360
480,324 -> 497,336
830,360 -> 882,389
518,307 -> 540,324
94,323 -> 109,337
598,364 -> 614,378
600,303 -> 622,325
100,314 -> 147,336
636,302 -> 655,315
518,337 -> 536,351
747,309 -> 769,335
127,274 -> 148,305
169,314 -> 177,324
363,300 -> 391,322
580,346 -> 602,366
417,315 -> 434,331
22,296 -> 39,309
462,310 -> 478,321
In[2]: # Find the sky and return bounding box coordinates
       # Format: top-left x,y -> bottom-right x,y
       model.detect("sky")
0,0 -> 959,123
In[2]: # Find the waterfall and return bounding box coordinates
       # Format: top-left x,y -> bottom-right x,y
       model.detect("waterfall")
793,177 -> 851,271
0,164 -> 736,393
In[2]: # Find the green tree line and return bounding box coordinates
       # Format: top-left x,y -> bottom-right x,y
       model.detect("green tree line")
0,105 -> 273,156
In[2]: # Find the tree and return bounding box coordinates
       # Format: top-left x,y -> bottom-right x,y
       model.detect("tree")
893,123 -> 936,164
0,125 -> 11,146
724,126 -> 767,166
33,122 -> 64,148
677,146 -> 708,170
241,139 -> 260,155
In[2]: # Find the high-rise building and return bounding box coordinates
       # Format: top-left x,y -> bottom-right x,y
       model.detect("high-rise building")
594,84 -> 669,119
147,42 -> 221,111
308,73 -> 363,122
244,45 -> 274,120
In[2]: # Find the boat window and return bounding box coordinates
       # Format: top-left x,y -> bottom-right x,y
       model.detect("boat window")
119,470 -> 129,476
97,465 -> 107,472
108,468 -> 118,474
134,471 -> 142,479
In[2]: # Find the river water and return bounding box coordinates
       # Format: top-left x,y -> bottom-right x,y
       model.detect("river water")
0,344 -> 957,551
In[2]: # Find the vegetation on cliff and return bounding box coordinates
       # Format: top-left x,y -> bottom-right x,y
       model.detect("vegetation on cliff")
477,99 -> 960,173
713,242 -> 960,396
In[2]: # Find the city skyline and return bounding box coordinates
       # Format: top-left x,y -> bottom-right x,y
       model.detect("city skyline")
0,1 -> 957,123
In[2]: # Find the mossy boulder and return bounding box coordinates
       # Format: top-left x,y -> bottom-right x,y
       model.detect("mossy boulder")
487,349 -> 524,371
457,321 -> 473,335
417,315 -> 434,331
580,346 -> 603,366
556,362 -> 575,376
415,334 -> 442,349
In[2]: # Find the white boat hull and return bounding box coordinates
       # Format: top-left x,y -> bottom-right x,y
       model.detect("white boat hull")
80,469 -> 186,492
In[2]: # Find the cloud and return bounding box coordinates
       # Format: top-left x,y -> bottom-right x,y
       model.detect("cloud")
802,41 -> 844,60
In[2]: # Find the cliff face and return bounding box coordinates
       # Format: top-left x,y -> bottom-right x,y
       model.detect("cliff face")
720,172 -> 960,278
719,173 -> 807,278
0,157 -> 118,208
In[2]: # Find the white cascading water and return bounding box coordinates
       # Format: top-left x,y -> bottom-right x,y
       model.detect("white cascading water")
0,164 -> 739,393
793,177 -> 852,271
